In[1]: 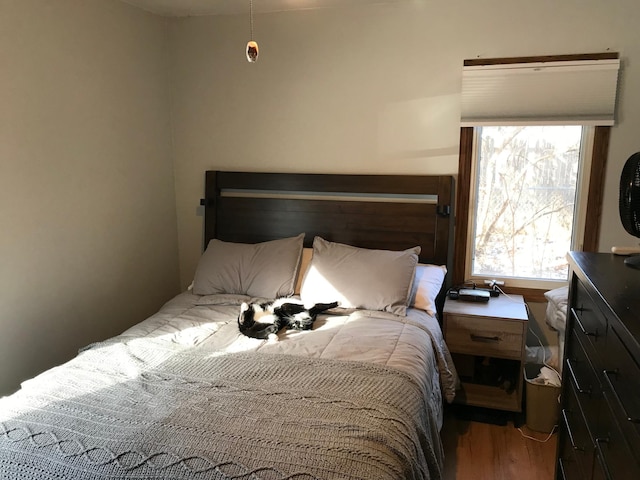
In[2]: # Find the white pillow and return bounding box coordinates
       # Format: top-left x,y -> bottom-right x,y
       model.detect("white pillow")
300,237 -> 420,316
192,234 -> 304,298
408,264 -> 447,316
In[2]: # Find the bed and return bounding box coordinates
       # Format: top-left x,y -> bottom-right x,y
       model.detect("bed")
0,171 -> 459,480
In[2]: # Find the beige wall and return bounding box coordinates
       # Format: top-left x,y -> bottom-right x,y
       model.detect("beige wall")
168,1 -> 640,353
0,0 -> 179,395
169,1 -> 640,292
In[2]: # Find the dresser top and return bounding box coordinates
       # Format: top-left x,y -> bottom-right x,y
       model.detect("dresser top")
568,251 -> 640,341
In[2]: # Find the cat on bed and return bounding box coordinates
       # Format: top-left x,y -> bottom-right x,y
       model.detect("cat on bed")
238,298 -> 338,340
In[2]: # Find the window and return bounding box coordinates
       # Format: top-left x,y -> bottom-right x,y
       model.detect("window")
456,125 -> 609,300
467,125 -> 590,290
454,53 -> 620,300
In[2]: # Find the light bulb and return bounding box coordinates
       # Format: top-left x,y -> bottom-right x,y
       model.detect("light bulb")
246,41 -> 259,63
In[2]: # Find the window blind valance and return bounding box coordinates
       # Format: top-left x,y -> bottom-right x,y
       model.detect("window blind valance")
461,56 -> 620,126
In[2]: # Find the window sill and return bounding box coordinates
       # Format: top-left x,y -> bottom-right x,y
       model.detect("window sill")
500,286 -> 548,304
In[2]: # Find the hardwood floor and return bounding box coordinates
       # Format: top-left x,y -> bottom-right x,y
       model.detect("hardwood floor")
440,407 -> 557,480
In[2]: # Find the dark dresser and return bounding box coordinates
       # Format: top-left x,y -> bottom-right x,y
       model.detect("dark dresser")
556,252 -> 640,479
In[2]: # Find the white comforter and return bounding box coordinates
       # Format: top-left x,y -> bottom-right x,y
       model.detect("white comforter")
1,292 -> 459,480
115,292 -> 458,429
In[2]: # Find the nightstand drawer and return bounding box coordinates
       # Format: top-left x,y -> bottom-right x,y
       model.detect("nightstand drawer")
444,315 -> 524,359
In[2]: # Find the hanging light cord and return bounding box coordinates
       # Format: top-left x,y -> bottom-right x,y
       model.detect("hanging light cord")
249,0 -> 254,41
245,0 -> 258,63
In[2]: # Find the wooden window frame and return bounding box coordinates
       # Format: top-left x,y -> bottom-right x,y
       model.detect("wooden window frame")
453,54 -> 615,303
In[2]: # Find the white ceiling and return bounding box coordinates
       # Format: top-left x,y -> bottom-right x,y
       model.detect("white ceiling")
120,0 -> 412,17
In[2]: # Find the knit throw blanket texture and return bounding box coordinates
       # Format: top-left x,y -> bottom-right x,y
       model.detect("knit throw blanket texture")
0,341 -> 440,480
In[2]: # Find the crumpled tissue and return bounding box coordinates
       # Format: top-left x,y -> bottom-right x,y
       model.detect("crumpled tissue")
530,366 -> 562,387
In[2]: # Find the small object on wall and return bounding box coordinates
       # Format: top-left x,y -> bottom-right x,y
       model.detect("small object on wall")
246,40 -> 259,63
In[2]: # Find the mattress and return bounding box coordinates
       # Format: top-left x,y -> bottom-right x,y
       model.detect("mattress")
0,292 -> 458,480
545,285 -> 569,373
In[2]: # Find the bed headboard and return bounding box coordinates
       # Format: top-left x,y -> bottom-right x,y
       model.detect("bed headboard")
200,170 -> 455,269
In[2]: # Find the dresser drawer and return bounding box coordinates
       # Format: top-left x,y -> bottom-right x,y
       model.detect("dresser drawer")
570,280 -> 607,355
601,325 -> 640,456
565,329 -> 601,430
591,457 -> 607,480
559,381 -> 595,476
444,315 -> 524,359
557,438 -> 592,480
557,443 -> 589,480
591,391 -> 640,480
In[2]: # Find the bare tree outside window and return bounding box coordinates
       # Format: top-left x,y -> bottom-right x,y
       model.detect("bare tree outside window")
471,126 -> 583,281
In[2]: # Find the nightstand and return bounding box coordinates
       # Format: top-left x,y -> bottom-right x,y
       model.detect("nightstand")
443,293 -> 528,412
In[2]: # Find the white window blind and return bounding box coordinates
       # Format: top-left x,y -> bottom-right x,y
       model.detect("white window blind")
461,58 -> 620,126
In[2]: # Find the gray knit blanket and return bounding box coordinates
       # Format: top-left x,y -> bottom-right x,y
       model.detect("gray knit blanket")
0,339 -> 441,479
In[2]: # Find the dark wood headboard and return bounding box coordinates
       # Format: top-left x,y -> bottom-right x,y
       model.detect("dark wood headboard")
201,171 -> 455,269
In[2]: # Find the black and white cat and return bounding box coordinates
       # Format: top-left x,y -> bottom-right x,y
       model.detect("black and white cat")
237,298 -> 338,340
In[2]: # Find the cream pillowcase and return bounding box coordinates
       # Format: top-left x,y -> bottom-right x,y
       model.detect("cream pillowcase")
294,248 -> 314,295
300,237 -> 420,316
192,234 -> 304,299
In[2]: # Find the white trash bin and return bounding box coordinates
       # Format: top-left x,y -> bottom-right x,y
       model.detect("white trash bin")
524,363 -> 561,433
